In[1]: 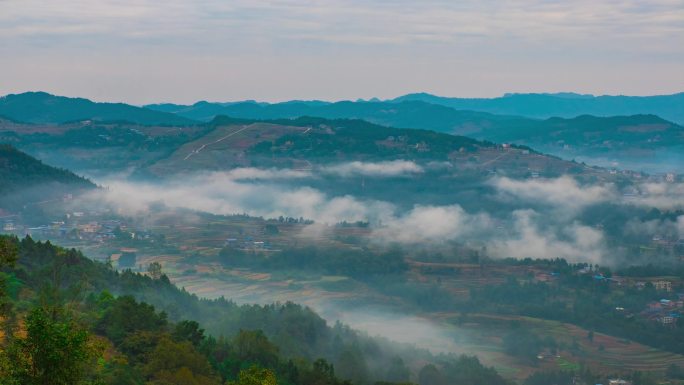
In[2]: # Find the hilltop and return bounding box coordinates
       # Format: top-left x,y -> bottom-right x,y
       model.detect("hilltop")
465,114 -> 684,172
146,99 -> 529,135
0,92 -> 196,125
141,115 -> 593,181
147,98 -> 684,173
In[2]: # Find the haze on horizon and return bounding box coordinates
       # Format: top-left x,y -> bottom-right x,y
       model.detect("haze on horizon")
1,0 -> 683,104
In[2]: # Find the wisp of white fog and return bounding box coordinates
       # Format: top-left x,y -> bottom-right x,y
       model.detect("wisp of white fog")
83,163 -> 684,265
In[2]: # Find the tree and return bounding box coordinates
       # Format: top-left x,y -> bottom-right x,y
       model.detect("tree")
173,320 -> 206,347
97,295 -> 168,345
418,364 -> 444,385
264,224 -> 279,235
233,330 -> 280,368
144,336 -> 220,384
0,236 -> 18,268
301,358 -> 339,385
228,366 -> 278,385
0,236 -> 19,338
386,356 -> 411,383
148,261 -> 163,280
336,348 -> 369,384
4,306 -> 99,385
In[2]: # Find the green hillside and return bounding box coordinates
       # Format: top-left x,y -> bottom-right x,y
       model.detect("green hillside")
0,234 -> 508,385
472,114 -> 684,146
147,99 -> 684,173
0,144 -> 94,195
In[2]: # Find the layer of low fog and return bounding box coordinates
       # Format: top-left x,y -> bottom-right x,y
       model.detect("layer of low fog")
47,160 -> 683,356
76,161 -> 684,267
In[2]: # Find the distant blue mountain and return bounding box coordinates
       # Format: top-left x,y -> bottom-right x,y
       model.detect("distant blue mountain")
145,99 -> 529,136
389,92 -> 684,124
0,92 -> 196,125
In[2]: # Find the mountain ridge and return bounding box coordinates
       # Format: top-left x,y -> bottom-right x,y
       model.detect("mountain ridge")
389,91 -> 684,124
0,92 -> 197,125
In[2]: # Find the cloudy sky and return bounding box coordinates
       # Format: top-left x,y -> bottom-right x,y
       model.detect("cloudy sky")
1,0 -> 683,104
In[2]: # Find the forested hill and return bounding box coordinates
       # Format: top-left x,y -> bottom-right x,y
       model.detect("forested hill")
0,92 -> 196,125
0,144 -> 94,195
469,114 -> 684,146
146,99 -> 529,135
146,91 -> 684,127
145,100 -> 684,173
0,235 -> 508,385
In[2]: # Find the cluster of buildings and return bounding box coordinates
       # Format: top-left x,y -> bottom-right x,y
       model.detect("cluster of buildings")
650,235 -> 684,250
641,293 -> 684,326
1,212 -> 151,244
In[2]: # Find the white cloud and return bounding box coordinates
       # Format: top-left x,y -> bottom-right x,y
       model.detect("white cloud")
373,204 -> 491,243
488,210 -> 607,263
370,203 -> 609,263
493,176 -> 614,210
1,0 -> 682,103
87,170 -> 391,224
322,160 -> 423,177
625,182 -> 684,210
224,167 -> 311,180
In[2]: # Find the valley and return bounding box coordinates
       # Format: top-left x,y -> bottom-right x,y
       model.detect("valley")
1,92 -> 683,385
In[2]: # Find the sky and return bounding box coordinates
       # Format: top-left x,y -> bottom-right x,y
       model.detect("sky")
1,0 -> 683,104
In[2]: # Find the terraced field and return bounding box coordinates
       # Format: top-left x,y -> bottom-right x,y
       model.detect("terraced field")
432,312 -> 684,380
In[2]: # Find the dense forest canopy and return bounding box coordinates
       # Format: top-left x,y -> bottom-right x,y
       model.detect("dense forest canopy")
0,235 -> 508,385
0,144 -> 93,194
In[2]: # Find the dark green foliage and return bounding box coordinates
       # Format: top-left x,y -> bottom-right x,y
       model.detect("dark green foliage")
418,364 -> 444,385
439,355 -> 509,385
667,364 -> 684,380
97,295 -> 168,345
473,114 -> 684,149
336,347 -> 369,384
467,265 -> 684,356
4,306 -> 95,385
0,235 -> 510,385
173,320 -> 206,347
143,337 -> 221,384
219,245 -> 409,278
244,116 -> 489,162
0,144 -> 93,195
264,224 -> 280,235
0,236 -> 19,319
232,329 -> 280,368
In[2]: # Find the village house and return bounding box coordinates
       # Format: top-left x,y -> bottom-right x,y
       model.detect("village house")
654,280 -> 672,292
2,221 -> 17,231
